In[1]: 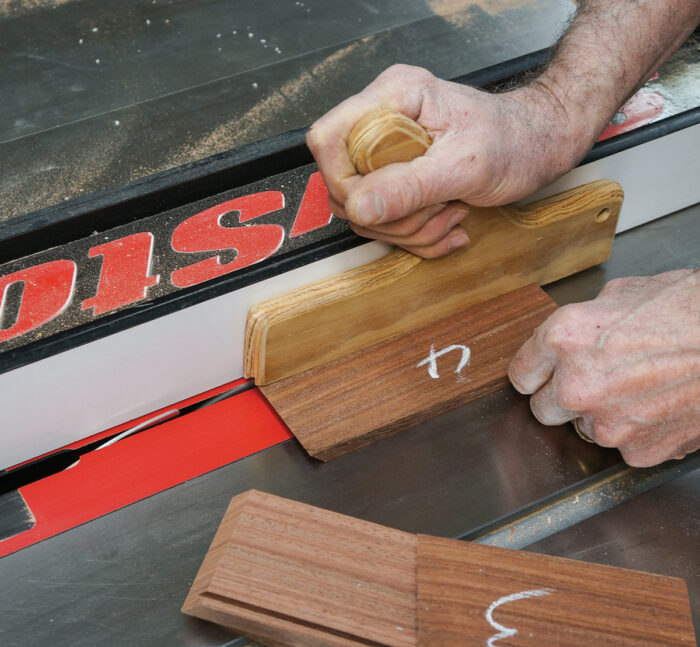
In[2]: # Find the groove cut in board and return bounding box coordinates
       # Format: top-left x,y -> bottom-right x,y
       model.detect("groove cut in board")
260,285 -> 557,462
417,534 -> 696,646
182,490 -> 417,647
183,491 -> 696,647
245,180 -> 623,385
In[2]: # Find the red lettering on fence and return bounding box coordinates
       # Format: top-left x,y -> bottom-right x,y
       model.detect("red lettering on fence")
81,233 -> 160,315
289,171 -> 333,238
0,260 -> 76,343
170,191 -> 285,288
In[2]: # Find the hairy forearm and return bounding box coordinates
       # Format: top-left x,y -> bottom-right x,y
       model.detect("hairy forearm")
531,0 -> 700,160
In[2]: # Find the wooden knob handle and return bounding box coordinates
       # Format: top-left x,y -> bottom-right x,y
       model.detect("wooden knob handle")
348,109 -> 432,175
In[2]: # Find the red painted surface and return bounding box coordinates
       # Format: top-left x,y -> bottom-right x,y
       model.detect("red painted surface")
0,260 -> 76,342
290,171 -> 334,238
0,379 -> 292,558
82,232 -> 160,315
597,91 -> 665,141
171,191 -> 285,287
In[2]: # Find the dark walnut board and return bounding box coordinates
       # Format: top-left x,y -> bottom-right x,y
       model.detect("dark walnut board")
183,491 -> 696,646
260,284 -> 557,461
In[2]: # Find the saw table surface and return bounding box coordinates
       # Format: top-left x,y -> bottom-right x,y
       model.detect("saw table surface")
1,1 -> 699,645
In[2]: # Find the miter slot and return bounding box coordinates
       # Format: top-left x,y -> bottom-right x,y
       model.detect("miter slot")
462,452 -> 700,550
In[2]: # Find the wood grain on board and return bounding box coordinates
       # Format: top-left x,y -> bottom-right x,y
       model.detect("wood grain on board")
260,284 -> 557,462
417,534 -> 696,646
182,490 -> 417,647
245,179 -> 622,385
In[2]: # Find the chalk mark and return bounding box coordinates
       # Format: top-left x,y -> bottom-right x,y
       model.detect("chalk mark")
485,587 -> 554,646
416,344 -> 470,379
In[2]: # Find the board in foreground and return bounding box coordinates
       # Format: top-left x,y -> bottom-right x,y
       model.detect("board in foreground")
183,491 -> 695,646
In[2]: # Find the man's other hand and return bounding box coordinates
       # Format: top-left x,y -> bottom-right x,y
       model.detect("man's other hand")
509,270 -> 700,467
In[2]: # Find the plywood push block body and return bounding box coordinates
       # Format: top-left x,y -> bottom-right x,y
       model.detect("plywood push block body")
183,491 -> 696,646
245,110 -> 624,461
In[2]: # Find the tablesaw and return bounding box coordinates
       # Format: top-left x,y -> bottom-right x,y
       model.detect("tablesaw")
0,1 -> 698,645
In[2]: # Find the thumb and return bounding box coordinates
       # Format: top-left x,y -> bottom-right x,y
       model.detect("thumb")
345,155 -> 457,226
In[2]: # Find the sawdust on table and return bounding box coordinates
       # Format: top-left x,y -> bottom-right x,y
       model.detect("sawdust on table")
0,34 -> 380,221
160,38 -> 370,169
0,116 -> 132,220
0,0 -> 72,16
426,0 -> 531,28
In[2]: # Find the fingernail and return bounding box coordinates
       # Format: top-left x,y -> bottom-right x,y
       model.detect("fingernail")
448,208 -> 469,229
447,229 -> 469,251
356,191 -> 385,225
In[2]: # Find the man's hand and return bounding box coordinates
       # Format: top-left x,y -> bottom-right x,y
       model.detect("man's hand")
306,64 -> 589,258
508,270 -> 700,467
